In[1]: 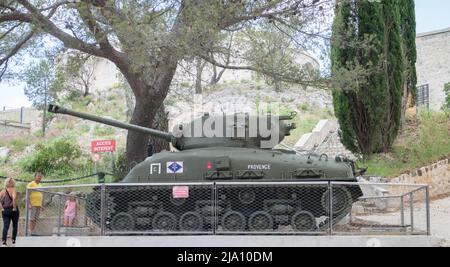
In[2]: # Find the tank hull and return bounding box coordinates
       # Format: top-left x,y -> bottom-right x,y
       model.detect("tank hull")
86,147 -> 362,233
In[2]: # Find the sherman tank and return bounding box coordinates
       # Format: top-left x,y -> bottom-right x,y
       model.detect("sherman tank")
48,104 -> 363,233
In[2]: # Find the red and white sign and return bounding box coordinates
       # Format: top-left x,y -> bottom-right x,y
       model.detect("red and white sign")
91,140 -> 116,153
172,186 -> 189,199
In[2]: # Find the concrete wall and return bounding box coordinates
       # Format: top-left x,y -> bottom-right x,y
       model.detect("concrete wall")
90,57 -> 120,91
294,120 -> 338,151
0,108 -> 41,137
416,28 -> 450,111
0,107 -> 37,124
294,120 -> 356,159
0,122 -> 30,138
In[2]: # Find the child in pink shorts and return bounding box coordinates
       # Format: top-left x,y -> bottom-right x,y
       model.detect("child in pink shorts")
64,193 -> 78,227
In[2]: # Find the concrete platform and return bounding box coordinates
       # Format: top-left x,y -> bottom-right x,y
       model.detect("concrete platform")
16,235 -> 440,247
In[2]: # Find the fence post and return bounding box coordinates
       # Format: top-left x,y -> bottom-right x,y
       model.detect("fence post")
213,182 -> 217,235
425,186 -> 431,236
57,195 -> 62,236
84,198 -> 88,228
409,192 -> 414,232
400,196 -> 405,227
25,188 -> 30,236
20,107 -> 24,124
100,184 -> 106,236
328,182 -> 333,235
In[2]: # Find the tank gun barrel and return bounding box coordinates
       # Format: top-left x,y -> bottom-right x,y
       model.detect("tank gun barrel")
278,111 -> 297,121
48,104 -> 174,143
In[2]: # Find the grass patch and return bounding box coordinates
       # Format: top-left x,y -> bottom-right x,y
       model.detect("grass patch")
9,137 -> 31,152
361,112 -> 450,177
93,125 -> 116,136
78,124 -> 91,134
283,109 -> 335,147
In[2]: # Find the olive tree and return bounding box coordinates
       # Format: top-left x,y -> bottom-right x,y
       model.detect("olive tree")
1,0 -> 332,167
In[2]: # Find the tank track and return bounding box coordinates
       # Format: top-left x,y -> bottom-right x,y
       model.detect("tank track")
85,183 -> 363,233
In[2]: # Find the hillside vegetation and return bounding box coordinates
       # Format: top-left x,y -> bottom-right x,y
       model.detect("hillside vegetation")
362,112 -> 450,177
0,85 -> 130,189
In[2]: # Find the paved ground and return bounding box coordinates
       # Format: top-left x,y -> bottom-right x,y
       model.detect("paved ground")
17,235 -> 439,247
358,196 -> 450,246
427,197 -> 450,246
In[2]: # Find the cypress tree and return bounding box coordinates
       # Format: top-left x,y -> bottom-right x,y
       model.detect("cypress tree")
399,0 -> 417,113
381,0 -> 404,149
331,0 -> 407,155
331,0 -> 360,153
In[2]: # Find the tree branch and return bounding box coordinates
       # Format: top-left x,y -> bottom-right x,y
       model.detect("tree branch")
76,4 -> 115,52
200,53 -> 327,88
0,11 -> 32,23
0,22 -> 23,40
0,2 -> 17,12
16,0 -> 106,58
0,31 -> 34,66
220,0 -> 294,29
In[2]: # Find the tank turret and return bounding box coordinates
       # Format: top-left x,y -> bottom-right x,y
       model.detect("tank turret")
48,104 -> 296,150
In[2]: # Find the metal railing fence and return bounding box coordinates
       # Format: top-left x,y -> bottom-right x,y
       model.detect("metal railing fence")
23,181 -> 430,237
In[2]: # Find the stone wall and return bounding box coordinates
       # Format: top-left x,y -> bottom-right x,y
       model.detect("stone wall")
416,28 -> 450,111
0,107 -> 41,138
0,122 -> 30,138
389,158 -> 450,198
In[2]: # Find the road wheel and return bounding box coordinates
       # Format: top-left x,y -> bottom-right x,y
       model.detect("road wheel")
111,212 -> 135,231
321,187 -> 353,215
248,211 -> 273,231
179,212 -> 203,231
221,211 -> 246,232
152,212 -> 177,231
291,211 -> 317,232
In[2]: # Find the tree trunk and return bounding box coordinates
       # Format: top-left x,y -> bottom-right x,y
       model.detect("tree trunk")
83,82 -> 90,97
210,65 -> 218,85
195,58 -> 204,94
125,98 -> 170,168
125,99 -> 157,168
400,82 -> 409,127
123,62 -> 177,169
149,103 -> 170,154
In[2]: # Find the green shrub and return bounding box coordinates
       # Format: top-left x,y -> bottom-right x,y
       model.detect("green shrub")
32,130 -> 43,137
93,125 -> 115,136
65,90 -> 83,101
279,106 -> 294,116
107,95 -> 117,101
180,81 -> 191,88
299,104 -> 309,112
9,137 -> 30,152
20,137 -> 82,175
82,95 -> 93,105
78,124 -> 91,134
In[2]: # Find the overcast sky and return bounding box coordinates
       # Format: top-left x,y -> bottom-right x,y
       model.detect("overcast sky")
1,0 -> 449,109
